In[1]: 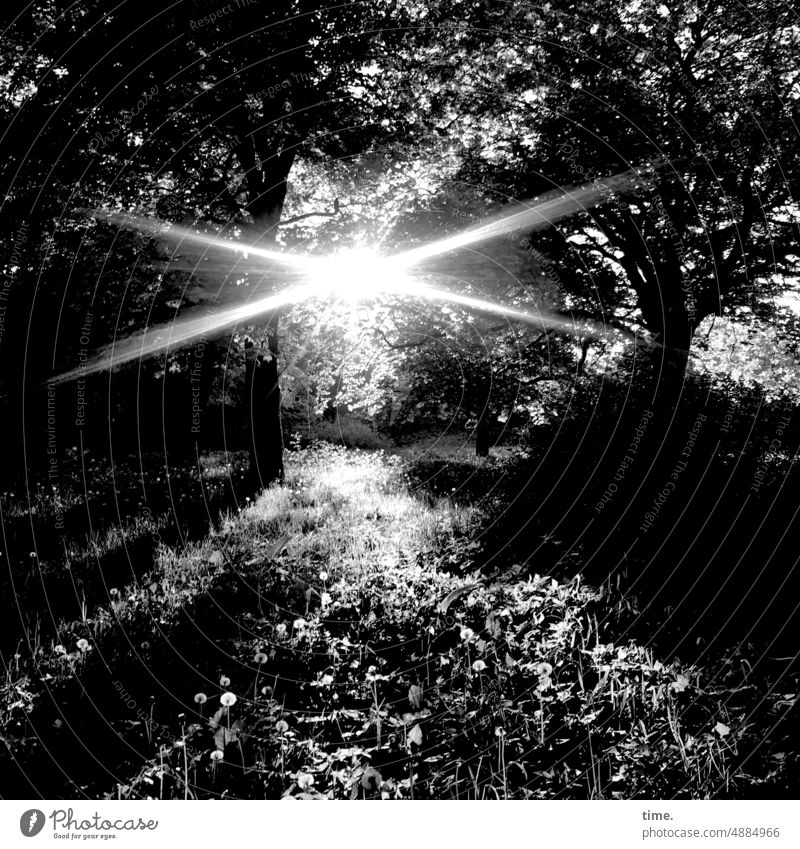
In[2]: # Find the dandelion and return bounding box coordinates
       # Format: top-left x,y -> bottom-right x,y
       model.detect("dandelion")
320,592 -> 332,607
319,571 -> 328,582
140,641 -> 151,650
261,685 -> 273,696
275,623 -> 287,636
320,674 -> 334,686
109,588 -> 119,596
293,618 -> 307,631
253,654 -> 268,700
76,639 -> 90,652
275,719 -> 289,734
219,675 -> 231,687
220,692 -> 237,707
210,750 -> 223,761
193,693 -> 207,705
472,660 -> 486,672
54,645 -> 66,655
460,627 -> 474,642
536,662 -> 553,677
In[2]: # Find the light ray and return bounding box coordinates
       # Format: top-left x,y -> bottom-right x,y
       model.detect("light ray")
52,282 -> 321,384
390,164 -> 666,269
402,281 -> 629,342
95,210 -> 320,274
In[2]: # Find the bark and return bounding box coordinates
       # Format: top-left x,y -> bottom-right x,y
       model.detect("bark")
245,318 -> 283,490
475,375 -> 493,457
475,412 -> 491,457
234,127 -> 295,490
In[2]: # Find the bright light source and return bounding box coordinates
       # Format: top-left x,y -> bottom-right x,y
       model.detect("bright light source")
307,248 -> 411,302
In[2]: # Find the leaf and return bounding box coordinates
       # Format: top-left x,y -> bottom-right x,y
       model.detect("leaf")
485,611 -> 502,638
505,652 -> 516,667
437,583 -> 478,614
266,533 -> 292,560
408,724 -> 423,746
361,767 -> 382,790
671,674 -> 691,693
408,684 -> 424,710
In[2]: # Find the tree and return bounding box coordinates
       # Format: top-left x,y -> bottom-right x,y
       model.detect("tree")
375,0 -> 800,405
0,0 -> 414,485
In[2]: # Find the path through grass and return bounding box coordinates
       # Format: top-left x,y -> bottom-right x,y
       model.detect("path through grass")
1,445 -> 797,799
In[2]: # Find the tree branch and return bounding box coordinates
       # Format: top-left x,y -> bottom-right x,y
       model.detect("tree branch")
279,206 -> 340,227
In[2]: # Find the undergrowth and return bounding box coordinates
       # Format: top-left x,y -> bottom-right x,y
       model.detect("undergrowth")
1,445 -> 797,799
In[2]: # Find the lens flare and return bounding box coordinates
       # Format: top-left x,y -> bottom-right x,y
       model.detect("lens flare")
52,163 -> 664,383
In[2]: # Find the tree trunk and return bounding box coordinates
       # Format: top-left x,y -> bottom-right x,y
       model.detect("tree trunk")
476,410 -> 491,457
475,374 -> 493,457
245,315 -> 283,490
643,303 -> 694,415
234,137 -> 295,492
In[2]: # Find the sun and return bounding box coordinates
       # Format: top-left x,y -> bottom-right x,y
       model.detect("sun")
307,247 -> 412,302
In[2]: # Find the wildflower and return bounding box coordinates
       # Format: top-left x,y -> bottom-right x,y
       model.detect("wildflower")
54,645 -> 66,655
275,623 -> 287,636
275,719 -> 289,734
293,618 -> 307,631
219,675 -> 230,687
460,627 -> 474,642
319,571 -> 328,581
472,660 -> 487,672
296,771 -> 315,790
536,662 -> 553,677
220,692 -> 237,707
261,685 -> 273,696
76,639 -> 90,652
109,588 -> 119,596
141,641 -> 151,650
320,592 -> 332,607
320,674 -> 334,686
253,652 -> 268,664
210,750 -> 223,761
193,693 -> 207,705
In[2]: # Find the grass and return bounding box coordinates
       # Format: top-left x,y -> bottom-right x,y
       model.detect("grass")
1,444 -> 798,799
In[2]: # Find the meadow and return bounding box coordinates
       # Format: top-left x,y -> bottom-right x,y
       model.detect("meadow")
1,442 -> 797,799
